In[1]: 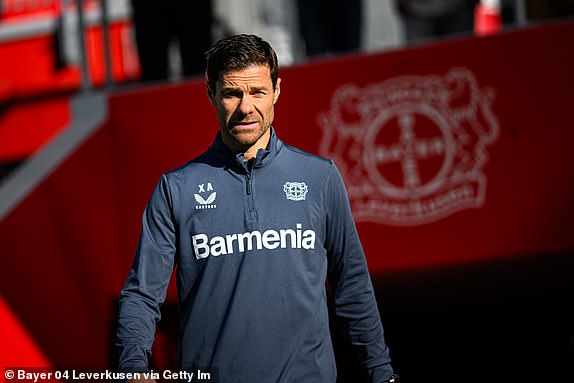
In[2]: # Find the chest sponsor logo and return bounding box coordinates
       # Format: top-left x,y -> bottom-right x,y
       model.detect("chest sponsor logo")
283,182 -> 308,201
194,182 -> 217,209
319,68 -> 499,226
192,223 -> 316,259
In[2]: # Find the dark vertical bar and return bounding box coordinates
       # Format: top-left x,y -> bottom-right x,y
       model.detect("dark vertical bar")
100,0 -> 114,87
76,0 -> 91,91
513,0 -> 528,26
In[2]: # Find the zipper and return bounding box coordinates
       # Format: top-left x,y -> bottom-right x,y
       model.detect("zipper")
245,160 -> 257,222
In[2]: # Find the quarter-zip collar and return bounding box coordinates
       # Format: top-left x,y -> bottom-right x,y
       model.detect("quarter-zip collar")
207,127 -> 283,173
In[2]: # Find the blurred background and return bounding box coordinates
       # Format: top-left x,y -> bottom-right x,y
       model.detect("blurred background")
1,1 -> 574,382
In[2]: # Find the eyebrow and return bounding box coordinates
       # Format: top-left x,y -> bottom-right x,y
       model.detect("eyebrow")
221,85 -> 270,93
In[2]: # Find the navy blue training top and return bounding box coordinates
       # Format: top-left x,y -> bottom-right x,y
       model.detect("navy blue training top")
116,128 -> 393,382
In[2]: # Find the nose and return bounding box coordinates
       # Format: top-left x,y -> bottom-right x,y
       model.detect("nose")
238,95 -> 255,115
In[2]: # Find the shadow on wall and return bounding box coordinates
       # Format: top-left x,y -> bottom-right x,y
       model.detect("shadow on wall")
376,251 -> 574,383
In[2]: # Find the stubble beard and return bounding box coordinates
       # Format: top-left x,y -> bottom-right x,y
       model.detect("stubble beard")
224,121 -> 270,152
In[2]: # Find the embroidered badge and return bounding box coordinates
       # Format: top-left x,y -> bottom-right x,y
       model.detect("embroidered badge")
283,182 -> 308,201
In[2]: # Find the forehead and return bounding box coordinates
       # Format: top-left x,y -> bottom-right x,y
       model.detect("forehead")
218,64 -> 272,88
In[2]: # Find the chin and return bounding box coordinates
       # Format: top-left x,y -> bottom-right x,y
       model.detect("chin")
234,135 -> 260,147
223,125 -> 270,150
233,128 -> 267,141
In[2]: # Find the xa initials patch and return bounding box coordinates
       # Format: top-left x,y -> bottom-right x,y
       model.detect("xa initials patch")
195,182 -> 217,209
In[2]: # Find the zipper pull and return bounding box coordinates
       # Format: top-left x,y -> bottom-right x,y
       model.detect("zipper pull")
246,175 -> 252,195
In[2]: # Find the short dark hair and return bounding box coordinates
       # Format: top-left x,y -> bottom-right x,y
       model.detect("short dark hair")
205,34 -> 279,94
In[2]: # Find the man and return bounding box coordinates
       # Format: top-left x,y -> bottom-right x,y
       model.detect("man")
394,0 -> 478,43
130,0 -> 213,81
296,0 -> 363,57
116,34 -> 398,383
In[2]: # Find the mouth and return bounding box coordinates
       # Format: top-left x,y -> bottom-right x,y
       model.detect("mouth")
230,121 -> 258,129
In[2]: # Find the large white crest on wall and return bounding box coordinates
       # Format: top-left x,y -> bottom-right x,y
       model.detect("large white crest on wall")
319,68 -> 499,226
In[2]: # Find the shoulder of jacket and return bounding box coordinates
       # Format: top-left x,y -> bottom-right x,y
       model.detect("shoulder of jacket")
162,150 -> 216,182
282,143 -> 334,166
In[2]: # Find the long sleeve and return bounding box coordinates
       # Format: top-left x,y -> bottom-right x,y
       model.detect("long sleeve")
115,175 -> 177,372
324,164 -> 394,382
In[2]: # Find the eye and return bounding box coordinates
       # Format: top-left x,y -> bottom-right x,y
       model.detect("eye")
223,91 -> 241,99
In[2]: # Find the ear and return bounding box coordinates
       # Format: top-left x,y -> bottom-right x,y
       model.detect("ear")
206,82 -> 216,105
273,78 -> 281,104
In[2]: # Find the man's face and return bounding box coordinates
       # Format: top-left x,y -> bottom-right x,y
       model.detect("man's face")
209,64 -> 281,156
